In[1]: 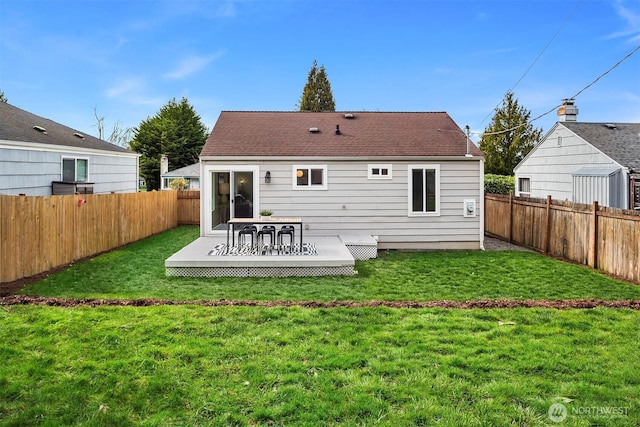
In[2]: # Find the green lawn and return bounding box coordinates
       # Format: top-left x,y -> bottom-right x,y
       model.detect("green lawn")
19,226 -> 640,301
2,226 -> 639,426
1,305 -> 638,426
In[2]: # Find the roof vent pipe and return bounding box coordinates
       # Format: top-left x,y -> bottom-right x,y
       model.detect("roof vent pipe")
465,125 -> 473,157
335,125 -> 341,135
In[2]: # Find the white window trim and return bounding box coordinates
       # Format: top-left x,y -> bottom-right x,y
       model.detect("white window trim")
61,156 -> 90,182
517,176 -> 531,197
292,165 -> 328,190
368,163 -> 393,180
408,164 -> 440,217
202,164 -> 260,236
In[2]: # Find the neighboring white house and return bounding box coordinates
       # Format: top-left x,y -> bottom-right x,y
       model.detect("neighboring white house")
514,101 -> 640,209
0,102 -> 139,195
199,111 -> 485,250
161,162 -> 200,190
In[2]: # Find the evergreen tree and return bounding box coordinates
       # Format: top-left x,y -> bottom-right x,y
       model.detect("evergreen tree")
129,97 -> 208,191
479,92 -> 542,176
0,90 -> 7,103
298,60 -> 336,112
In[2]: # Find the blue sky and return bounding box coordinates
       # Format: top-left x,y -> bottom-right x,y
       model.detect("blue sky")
1,0 -> 639,143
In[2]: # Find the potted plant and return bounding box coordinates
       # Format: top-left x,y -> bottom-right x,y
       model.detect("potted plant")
259,209 -> 273,219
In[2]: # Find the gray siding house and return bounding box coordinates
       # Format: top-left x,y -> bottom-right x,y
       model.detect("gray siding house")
199,111 -> 485,250
161,161 -> 200,190
514,103 -> 640,209
0,102 -> 139,195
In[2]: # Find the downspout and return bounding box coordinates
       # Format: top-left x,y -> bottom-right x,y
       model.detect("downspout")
199,159 -> 205,237
479,157 -> 485,250
622,167 -> 630,210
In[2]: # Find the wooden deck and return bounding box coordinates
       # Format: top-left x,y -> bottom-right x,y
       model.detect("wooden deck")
165,235 -> 377,277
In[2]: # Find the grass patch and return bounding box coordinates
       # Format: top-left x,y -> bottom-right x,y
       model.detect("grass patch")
1,305 -> 638,426
20,226 -> 640,302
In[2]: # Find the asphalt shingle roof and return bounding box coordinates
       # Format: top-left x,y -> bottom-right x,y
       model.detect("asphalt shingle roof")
0,102 -> 131,154
163,162 -> 200,177
561,122 -> 640,172
201,111 -> 482,158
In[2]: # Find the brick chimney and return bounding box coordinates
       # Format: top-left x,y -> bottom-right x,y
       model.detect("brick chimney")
557,99 -> 578,122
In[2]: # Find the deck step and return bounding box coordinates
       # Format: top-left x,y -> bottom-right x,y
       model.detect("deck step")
339,235 -> 378,260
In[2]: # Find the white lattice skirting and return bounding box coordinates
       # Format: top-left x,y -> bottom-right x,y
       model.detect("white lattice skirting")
346,245 -> 378,260
166,265 -> 355,277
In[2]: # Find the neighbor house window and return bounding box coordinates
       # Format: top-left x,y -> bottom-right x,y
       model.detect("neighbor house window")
293,165 -> 327,190
62,157 -> 89,182
518,177 -> 531,196
408,164 -> 440,216
368,164 -> 392,180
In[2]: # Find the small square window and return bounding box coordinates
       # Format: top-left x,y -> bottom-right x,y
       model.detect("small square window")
368,164 -> 392,180
62,157 -> 89,182
293,165 -> 327,190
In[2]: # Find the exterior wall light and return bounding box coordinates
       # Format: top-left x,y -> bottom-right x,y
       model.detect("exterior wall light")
265,171 -> 271,184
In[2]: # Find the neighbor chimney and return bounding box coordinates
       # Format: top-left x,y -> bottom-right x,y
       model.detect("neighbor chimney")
557,99 -> 578,122
160,155 -> 169,175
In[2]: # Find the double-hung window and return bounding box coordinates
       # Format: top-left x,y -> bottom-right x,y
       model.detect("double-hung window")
293,165 -> 327,190
408,164 -> 440,216
62,157 -> 89,182
518,177 -> 531,196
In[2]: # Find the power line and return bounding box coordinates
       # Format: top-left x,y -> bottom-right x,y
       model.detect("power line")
479,44 -> 640,137
478,0 -> 583,126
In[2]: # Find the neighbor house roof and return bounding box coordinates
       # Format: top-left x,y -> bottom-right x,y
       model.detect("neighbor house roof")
0,101 -> 131,154
162,162 -> 200,178
201,111 -> 482,158
561,122 -> 640,172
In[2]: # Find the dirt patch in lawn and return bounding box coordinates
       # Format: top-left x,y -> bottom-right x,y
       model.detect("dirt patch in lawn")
1,295 -> 639,310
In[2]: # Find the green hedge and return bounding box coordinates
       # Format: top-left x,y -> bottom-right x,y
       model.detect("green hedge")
485,174 -> 515,195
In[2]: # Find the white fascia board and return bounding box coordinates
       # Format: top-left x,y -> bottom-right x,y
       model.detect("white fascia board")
0,139 -> 140,158
200,155 -> 484,162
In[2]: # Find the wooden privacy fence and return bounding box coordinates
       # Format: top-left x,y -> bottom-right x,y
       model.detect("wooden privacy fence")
0,191 -> 177,284
485,194 -> 640,284
177,190 -> 200,225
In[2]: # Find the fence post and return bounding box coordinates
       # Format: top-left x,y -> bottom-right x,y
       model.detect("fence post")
508,191 -> 513,243
544,195 -> 551,253
588,201 -> 598,269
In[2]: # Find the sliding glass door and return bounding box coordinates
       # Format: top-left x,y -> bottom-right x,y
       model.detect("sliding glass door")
205,165 -> 259,234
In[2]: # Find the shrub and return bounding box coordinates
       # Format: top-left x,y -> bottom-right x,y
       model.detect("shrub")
484,174 -> 515,195
169,178 -> 189,191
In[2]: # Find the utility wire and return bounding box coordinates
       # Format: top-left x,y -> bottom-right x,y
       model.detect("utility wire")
478,0 -> 583,126
479,44 -> 640,137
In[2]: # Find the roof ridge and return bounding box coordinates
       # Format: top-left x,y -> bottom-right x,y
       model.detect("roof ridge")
220,110 -> 448,114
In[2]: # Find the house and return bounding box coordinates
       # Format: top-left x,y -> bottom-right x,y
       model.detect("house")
0,102 -> 139,195
198,111 -> 485,250
161,160 -> 200,190
514,100 -> 640,209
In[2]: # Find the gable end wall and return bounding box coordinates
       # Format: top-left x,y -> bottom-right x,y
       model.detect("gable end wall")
515,127 -> 623,202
